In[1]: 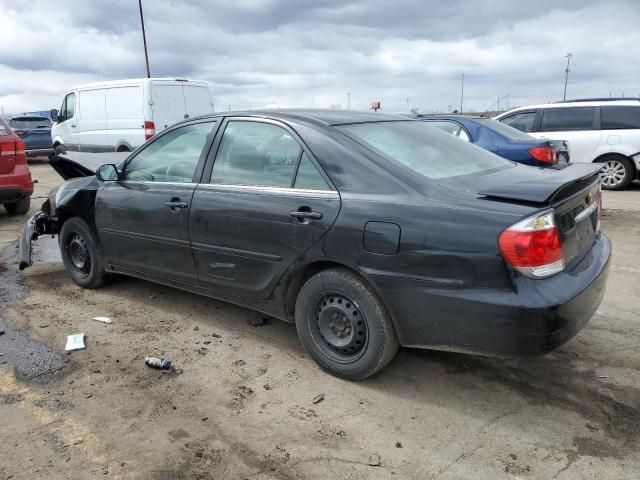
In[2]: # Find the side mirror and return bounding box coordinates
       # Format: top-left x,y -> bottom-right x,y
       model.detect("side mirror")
96,164 -> 120,181
50,109 -> 59,123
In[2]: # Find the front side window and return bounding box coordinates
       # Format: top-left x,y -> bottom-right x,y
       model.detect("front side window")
426,121 -> 471,142
500,111 -> 536,132
124,121 -> 216,182
211,121 -> 302,187
540,107 -> 595,131
601,106 -> 640,130
339,121 -> 511,180
62,93 -> 76,121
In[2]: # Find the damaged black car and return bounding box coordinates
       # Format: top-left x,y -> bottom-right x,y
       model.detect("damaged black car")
20,110 -> 611,380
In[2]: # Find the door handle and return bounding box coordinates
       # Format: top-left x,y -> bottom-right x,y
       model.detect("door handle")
289,208 -> 323,220
71,124 -> 76,128
165,200 -> 189,210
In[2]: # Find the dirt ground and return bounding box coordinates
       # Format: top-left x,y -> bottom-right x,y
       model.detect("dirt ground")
1,162 -> 639,480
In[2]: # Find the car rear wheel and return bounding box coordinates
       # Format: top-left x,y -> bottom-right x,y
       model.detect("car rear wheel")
295,268 -> 399,380
4,197 -> 30,215
597,155 -> 634,190
59,217 -> 110,289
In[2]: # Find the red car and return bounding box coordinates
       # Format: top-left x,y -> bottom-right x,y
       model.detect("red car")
0,116 -> 33,215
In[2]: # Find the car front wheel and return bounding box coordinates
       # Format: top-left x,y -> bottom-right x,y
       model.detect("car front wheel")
598,156 -> 634,190
295,268 -> 399,380
59,217 -> 110,289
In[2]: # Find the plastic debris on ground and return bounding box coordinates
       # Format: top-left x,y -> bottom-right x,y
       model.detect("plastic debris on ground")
65,333 -> 86,351
145,356 -> 172,369
92,316 -> 112,324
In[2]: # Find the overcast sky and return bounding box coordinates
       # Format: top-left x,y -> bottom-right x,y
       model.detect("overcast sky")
0,0 -> 639,114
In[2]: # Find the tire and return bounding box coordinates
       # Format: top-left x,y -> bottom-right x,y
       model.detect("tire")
116,146 -> 130,153
59,217 -> 109,289
295,268 -> 399,380
54,144 -> 66,156
597,155 -> 634,190
4,197 -> 30,215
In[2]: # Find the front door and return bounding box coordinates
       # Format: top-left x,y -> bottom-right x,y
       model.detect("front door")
189,119 -> 341,299
95,120 -> 218,283
56,92 -> 81,152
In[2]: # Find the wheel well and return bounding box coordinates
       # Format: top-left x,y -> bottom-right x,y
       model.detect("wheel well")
116,145 -> 131,152
592,152 -> 636,173
284,261 -> 355,321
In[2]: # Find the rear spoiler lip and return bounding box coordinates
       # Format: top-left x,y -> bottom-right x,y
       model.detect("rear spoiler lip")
478,164 -> 602,205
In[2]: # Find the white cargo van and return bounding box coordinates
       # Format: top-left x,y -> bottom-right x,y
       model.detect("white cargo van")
51,78 -> 214,153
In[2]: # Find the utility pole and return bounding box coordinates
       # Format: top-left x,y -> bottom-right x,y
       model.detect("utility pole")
347,92 -> 351,110
562,53 -> 573,101
138,0 -> 151,78
459,74 -> 465,114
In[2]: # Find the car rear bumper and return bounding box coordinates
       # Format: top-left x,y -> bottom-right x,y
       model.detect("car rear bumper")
26,147 -> 54,157
366,232 -> 611,357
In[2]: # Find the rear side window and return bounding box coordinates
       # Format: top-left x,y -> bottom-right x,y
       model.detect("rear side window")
601,106 -> 640,129
211,121 -> 302,187
0,120 -> 8,136
500,111 -> 536,132
294,152 -> 330,190
425,121 -> 470,142
540,107 -> 595,131
10,117 -> 51,129
338,121 -> 511,180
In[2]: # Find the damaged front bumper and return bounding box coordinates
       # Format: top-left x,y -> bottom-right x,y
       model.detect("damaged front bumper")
19,210 -> 56,270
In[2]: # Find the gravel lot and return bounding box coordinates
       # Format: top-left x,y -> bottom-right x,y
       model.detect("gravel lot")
1,162 -> 639,479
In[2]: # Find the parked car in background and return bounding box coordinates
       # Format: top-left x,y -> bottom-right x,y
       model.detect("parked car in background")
0,116 -> 33,215
416,115 -> 569,167
21,110 -> 610,380
495,99 -> 640,189
51,78 -> 214,154
1,114 -> 53,157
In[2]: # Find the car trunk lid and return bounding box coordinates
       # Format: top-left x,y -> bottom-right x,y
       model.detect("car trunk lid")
440,162 -> 602,267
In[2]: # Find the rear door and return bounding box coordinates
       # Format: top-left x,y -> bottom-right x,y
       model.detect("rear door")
95,120 -> 219,283
189,118 -> 341,299
535,107 -> 601,164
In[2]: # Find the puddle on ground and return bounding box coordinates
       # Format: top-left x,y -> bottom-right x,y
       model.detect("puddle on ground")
0,237 -> 69,380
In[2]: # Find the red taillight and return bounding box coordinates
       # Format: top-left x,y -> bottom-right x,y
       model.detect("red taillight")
144,121 -> 156,140
528,146 -> 558,165
498,211 -> 565,278
0,139 -> 27,164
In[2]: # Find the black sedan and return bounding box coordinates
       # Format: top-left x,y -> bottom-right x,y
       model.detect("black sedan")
20,110 -> 611,380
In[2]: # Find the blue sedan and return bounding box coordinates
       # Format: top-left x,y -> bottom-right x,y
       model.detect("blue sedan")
417,115 -> 569,167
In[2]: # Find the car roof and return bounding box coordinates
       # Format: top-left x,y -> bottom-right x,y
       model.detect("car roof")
191,109 -> 410,127
497,99 -> 640,117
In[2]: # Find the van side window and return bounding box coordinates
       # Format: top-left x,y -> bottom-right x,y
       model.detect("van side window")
500,111 -> 536,132
601,106 -> 640,130
540,107 -> 595,131
61,93 -> 76,122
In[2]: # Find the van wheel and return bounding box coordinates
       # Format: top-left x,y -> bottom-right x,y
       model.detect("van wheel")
597,155 -> 633,190
4,197 -> 30,215
295,268 -> 399,380
54,144 -> 66,156
116,146 -> 130,152
59,217 -> 110,289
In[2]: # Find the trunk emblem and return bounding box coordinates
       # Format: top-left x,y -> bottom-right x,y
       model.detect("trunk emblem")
586,191 -> 593,204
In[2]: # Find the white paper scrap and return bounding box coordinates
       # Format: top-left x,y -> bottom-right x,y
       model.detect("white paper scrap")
92,316 -> 112,324
65,333 -> 86,351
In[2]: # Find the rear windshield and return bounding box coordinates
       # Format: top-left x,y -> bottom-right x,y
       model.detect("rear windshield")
10,117 -> 52,129
338,121 -> 512,180
475,118 -> 533,140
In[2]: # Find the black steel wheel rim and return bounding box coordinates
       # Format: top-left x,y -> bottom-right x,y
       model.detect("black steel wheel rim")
67,233 -> 91,278
311,292 -> 368,363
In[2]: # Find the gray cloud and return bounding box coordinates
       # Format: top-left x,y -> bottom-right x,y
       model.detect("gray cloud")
0,0 -> 639,113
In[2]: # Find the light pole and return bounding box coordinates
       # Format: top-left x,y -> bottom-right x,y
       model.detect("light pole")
138,0 -> 151,78
563,53 -> 573,101
347,92 -> 351,110
459,74 -> 465,114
